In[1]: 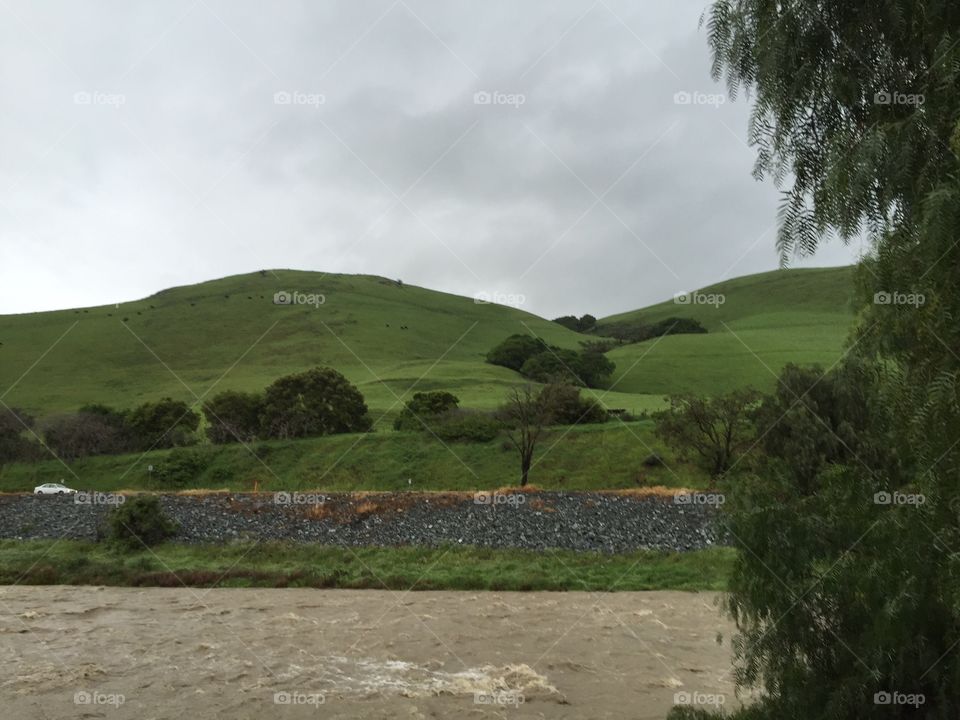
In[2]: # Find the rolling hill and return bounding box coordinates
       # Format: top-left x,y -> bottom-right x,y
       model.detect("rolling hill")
600,266 -> 859,395
0,266 -> 858,427
0,269 -> 656,424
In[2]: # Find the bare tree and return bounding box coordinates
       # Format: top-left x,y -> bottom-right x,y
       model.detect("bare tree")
497,385 -> 556,486
653,390 -> 760,477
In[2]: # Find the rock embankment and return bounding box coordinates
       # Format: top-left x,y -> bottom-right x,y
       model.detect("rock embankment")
0,491 -> 727,553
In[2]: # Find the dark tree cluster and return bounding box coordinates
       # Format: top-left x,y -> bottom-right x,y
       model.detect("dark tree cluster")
7,367 -> 372,464
551,314 -> 597,332
486,334 -> 616,388
393,391 -> 502,442
594,317 -> 707,343
0,407 -> 43,464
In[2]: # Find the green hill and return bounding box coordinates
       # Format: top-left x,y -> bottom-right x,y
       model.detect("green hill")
0,266 -> 858,428
599,266 -> 858,396
0,269 -> 656,423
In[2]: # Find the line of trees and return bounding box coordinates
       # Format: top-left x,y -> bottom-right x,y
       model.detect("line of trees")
0,367 -> 372,464
4,365 -> 613,490
485,334 -> 615,387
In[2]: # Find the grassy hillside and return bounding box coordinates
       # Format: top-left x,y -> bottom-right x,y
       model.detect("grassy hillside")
0,270 -> 661,422
600,266 -> 858,396
0,420 -> 707,493
0,266 -> 858,431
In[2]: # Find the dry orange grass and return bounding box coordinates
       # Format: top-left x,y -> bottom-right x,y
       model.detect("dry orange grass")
606,486 -> 693,498
354,500 -> 383,517
305,503 -> 333,520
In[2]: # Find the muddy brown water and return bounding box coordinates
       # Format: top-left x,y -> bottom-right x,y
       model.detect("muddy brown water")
0,587 -> 741,719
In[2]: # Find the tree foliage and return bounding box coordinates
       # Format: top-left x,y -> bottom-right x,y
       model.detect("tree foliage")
552,314 -> 597,332
42,412 -> 129,461
485,334 -> 549,371
595,317 -> 707,343
0,406 -> 41,465
690,2 -> 960,718
654,389 -> 760,477
127,397 -> 200,450
497,385 -> 554,487
202,391 -> 264,444
393,391 -> 460,431
260,367 -> 372,439
487,335 -> 616,388
106,495 -> 178,550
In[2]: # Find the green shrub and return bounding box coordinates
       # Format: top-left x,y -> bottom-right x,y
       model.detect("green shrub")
153,448 -> 210,487
203,390 -> 264,444
540,382 -> 608,425
260,367 -> 372,439
106,496 -> 178,549
127,397 -> 200,450
393,391 -> 460,431
431,410 -> 502,442
485,334 -> 549,371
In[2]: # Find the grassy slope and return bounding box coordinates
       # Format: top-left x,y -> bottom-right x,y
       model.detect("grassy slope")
600,266 -> 858,395
0,540 -> 735,591
0,420 -> 708,492
0,269 -> 658,420
0,266 -> 857,421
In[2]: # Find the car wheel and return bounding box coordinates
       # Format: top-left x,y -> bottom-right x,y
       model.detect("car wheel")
58,490 -> 64,495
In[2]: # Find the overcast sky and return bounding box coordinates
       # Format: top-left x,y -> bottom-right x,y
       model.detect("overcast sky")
0,0 -> 862,318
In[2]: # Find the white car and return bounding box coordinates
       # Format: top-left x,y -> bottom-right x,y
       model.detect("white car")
33,482 -> 77,495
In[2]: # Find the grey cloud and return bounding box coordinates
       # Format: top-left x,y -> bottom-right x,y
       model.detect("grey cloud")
0,0 -> 859,317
